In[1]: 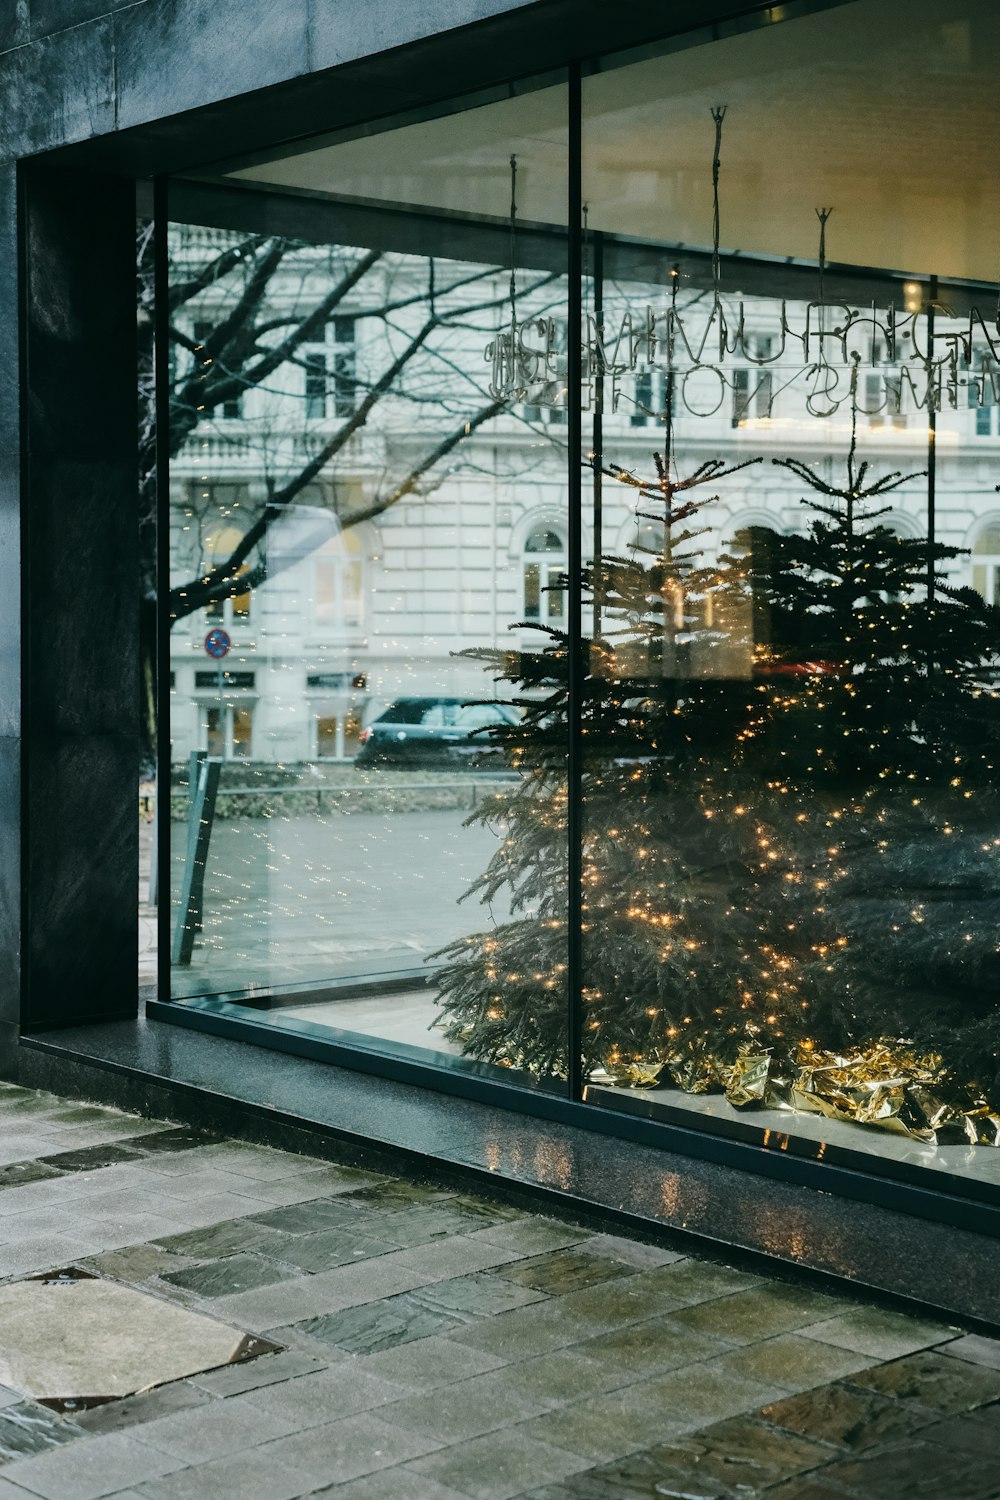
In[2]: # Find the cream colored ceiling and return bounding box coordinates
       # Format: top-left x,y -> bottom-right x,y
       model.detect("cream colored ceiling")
227,0 -> 1000,283
228,84 -> 569,227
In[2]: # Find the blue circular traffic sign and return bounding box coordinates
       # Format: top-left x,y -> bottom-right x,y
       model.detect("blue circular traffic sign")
204,628 -> 232,660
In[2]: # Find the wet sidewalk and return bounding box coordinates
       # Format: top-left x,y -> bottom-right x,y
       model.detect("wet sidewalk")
0,1082 -> 998,1499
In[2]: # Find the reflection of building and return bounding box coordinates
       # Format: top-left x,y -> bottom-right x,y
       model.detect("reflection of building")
169,240 -> 583,763
171,243 -> 1000,761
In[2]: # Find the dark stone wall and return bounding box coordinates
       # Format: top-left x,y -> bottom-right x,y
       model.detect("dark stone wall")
0,0 -> 135,52
0,158 -> 21,1058
0,0 -> 543,158
20,165 -> 139,1029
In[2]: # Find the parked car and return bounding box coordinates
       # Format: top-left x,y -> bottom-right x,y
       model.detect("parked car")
355,697 -> 519,769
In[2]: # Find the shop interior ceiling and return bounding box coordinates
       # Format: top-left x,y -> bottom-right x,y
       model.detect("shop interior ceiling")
225,0 -> 999,285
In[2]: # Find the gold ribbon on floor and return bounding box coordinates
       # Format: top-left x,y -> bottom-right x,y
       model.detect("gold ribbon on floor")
597,1038 -> 1000,1146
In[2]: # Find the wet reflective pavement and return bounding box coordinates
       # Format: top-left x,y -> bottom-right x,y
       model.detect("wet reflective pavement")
30,1012 -> 1000,1328
0,1082 -> 998,1499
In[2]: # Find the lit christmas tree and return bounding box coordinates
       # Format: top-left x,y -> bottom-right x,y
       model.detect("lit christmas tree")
735,404 -> 1000,1124
435,385 -> 1000,1142
433,437 -> 767,1083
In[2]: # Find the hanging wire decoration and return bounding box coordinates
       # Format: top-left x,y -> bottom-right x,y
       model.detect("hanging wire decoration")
487,103 -> 1000,422
814,205 -> 833,370
508,153 -> 519,340
710,103 -> 727,307
815,206 -> 832,308
485,152 -> 563,404
582,200 -> 590,333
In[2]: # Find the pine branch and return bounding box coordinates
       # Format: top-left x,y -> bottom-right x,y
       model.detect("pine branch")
774,454 -> 926,500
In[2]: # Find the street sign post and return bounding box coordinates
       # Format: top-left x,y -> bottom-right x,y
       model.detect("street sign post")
204,628 -> 231,659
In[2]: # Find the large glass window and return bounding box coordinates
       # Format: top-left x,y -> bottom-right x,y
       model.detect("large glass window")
575,0 -> 1000,1189
159,0 -> 1000,1200
166,75 -> 570,1089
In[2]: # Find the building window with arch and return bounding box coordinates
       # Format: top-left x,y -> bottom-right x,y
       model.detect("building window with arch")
972,523 -> 1000,604
878,514 -> 919,540
523,526 -> 566,622
630,517 -> 665,555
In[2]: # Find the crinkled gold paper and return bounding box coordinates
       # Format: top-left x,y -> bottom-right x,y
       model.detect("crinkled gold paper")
589,1059 -> 669,1089
600,1036 -> 1000,1147
722,1045 -> 772,1109
457,1022 -> 999,1148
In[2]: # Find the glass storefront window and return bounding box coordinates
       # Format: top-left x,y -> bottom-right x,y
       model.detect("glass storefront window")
159,0 -> 1000,1201
573,0 -> 1000,1188
166,74 -> 571,1090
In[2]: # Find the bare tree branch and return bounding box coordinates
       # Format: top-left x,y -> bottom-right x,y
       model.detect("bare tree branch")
168,236 -> 271,313
168,313 -> 437,620
341,398 -> 508,528
169,248 -> 382,454
229,249 -> 380,397
173,395 -> 510,617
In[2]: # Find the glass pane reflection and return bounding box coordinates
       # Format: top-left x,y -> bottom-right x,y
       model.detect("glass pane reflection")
578,0 -> 1000,1188
159,0 -> 1000,1197
167,78 -> 570,1090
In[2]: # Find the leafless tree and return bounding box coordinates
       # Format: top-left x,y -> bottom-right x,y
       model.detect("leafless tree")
136,222 -> 563,761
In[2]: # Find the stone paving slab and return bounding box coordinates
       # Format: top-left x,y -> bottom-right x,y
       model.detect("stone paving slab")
0,1276 -> 266,1405
0,1080 -> 992,1500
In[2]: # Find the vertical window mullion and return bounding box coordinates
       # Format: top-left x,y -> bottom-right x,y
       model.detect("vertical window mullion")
153,177 -> 172,1009
567,61 -> 584,1102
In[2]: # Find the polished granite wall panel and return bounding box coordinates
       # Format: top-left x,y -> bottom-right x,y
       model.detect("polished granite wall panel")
306,0 -> 541,72
0,160 -> 20,744
23,736 -> 137,1024
23,168 -> 137,737
0,158 -> 21,1034
21,166 -> 138,1027
0,1018 -> 16,1074
113,0 -> 311,132
0,3 -> 28,54
0,735 -> 20,1030
0,16 -> 114,158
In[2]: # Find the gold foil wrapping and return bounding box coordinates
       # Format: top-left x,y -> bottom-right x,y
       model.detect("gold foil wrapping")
783,1040 -> 1000,1144
457,1025 -> 1000,1148
722,1045 -> 772,1109
600,1037 -> 1000,1148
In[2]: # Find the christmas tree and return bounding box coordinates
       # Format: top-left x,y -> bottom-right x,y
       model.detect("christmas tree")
433,439 -> 768,1083
737,411 -> 1000,1115
434,382 -> 1000,1140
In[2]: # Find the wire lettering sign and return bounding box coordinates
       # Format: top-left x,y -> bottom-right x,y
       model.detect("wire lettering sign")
485,118 -> 1000,421
487,299 -> 1000,419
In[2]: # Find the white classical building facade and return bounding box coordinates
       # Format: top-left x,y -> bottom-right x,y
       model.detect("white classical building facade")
168,228 -> 1000,764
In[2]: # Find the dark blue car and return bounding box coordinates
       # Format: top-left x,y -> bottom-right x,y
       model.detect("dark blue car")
355,697 -> 518,768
